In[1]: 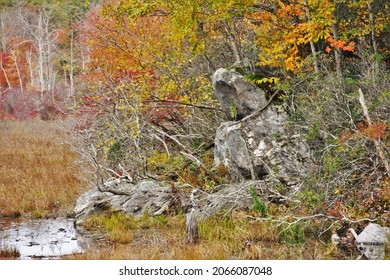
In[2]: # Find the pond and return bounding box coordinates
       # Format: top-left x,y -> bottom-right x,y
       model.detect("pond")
0,218 -> 95,259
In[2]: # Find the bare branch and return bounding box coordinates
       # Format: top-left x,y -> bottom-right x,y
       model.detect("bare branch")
143,99 -> 223,112
358,88 -> 390,174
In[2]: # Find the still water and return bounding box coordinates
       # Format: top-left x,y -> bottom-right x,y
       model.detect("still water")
0,218 -> 93,259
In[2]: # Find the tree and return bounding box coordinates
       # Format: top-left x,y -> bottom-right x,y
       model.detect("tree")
246,0 -> 388,77
0,3 -> 81,119
247,0 -> 335,74
74,0 -> 259,181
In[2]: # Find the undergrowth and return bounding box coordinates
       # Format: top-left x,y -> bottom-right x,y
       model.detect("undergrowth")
69,211 -> 348,260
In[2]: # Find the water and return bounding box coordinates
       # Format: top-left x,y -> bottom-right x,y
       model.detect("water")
0,218 -> 93,259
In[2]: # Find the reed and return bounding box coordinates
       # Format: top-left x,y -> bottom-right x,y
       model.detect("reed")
0,119 -> 85,217
0,246 -> 20,259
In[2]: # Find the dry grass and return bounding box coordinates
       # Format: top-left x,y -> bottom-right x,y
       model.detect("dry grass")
66,211 -> 344,260
0,246 -> 20,259
0,119 -> 85,217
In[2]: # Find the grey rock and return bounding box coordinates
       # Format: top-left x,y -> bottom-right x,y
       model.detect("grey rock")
196,181 -> 259,219
74,179 -> 175,224
212,68 -> 268,120
353,223 -> 389,260
213,71 -> 313,189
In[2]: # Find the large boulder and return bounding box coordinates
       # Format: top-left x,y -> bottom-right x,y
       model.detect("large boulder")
212,68 -> 268,120
74,179 -> 175,224
213,68 -> 313,190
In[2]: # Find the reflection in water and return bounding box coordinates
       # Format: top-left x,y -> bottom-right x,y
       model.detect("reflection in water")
0,218 -> 92,259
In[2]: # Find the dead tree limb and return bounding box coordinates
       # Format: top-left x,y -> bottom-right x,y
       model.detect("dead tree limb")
358,88 -> 390,174
143,99 -> 223,112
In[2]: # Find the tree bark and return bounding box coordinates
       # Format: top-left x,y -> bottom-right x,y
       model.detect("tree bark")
304,0 -> 319,74
70,28 -> 75,105
332,23 -> 343,78
186,209 -> 199,244
11,50 -> 23,94
0,56 -> 12,90
26,48 -> 34,86
223,20 -> 242,66
367,2 -> 378,55
367,2 -> 379,78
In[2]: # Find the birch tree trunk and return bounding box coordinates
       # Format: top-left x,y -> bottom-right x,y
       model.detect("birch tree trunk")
26,49 -> 35,86
70,29 -> 75,105
36,12 -> 46,96
10,50 -> 23,94
19,9 -> 57,99
0,56 -> 12,90
0,13 -> 8,52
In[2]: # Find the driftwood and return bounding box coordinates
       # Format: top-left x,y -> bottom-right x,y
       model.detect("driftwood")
185,209 -> 199,244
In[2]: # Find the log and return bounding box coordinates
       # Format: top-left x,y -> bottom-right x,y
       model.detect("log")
186,209 -> 199,244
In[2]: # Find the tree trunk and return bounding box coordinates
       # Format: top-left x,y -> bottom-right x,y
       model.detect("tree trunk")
0,57 -> 12,90
304,0 -> 319,74
367,2 -> 379,78
26,49 -> 35,86
309,40 -> 319,74
70,28 -> 75,105
367,2 -> 378,55
223,20 -> 242,66
11,50 -> 23,94
332,23 -> 343,78
37,12 -> 46,97
0,13 -> 7,52
46,17 -> 52,93
186,209 -> 199,244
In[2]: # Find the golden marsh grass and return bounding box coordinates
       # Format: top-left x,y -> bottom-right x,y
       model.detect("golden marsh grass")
0,119 -> 85,217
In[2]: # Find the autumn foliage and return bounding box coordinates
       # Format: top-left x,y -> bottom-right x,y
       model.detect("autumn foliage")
325,38 -> 356,53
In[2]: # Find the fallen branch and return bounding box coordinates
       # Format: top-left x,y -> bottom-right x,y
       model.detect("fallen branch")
358,88 -> 389,174
143,99 -> 223,112
240,90 -> 279,123
179,151 -> 206,170
152,133 -> 171,158
152,126 -> 208,170
247,212 -> 376,235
